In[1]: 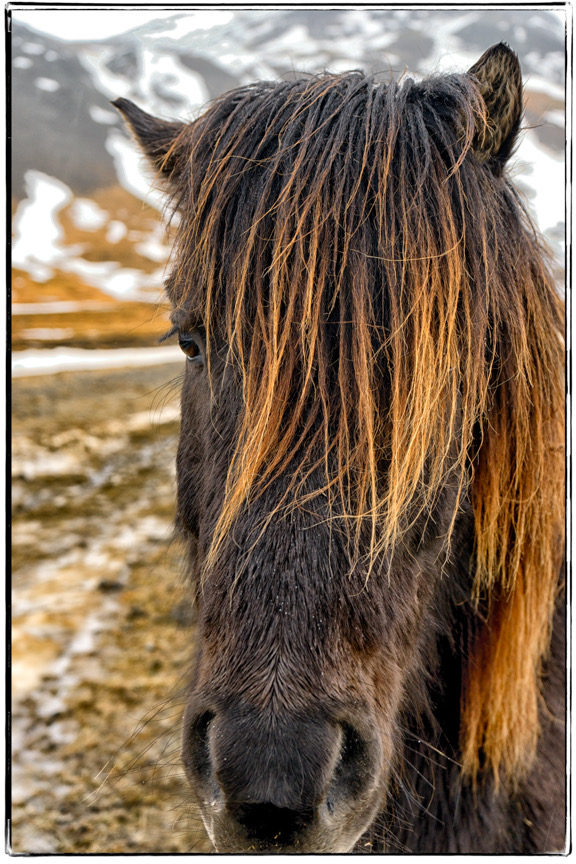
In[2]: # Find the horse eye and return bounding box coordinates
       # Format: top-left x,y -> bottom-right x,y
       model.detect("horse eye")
178,331 -> 203,364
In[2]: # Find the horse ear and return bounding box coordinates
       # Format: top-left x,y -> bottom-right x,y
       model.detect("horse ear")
467,43 -> 522,171
112,98 -> 185,177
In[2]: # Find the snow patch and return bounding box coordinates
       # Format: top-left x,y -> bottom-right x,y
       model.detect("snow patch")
546,110 -> 565,127
35,77 -> 60,92
22,41 -> 45,55
262,24 -> 321,59
12,346 -> 183,377
89,104 -> 119,125
138,46 -> 209,113
106,220 -> 127,244
135,225 -> 169,262
105,130 -> 165,211
12,172 -> 76,282
523,74 -> 565,101
11,172 -> 162,300
77,46 -> 133,100
15,448 -> 84,479
69,198 -> 108,231
13,56 -> 32,69
57,258 -> 165,300
154,10 -> 233,40
513,130 -> 565,234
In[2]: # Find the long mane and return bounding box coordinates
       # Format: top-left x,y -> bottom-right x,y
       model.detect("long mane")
164,71 -> 564,783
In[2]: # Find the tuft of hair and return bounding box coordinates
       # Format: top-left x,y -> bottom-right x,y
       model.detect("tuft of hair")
159,66 -> 563,784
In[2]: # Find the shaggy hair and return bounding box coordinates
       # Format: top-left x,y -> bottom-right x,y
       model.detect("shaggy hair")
150,68 -> 563,785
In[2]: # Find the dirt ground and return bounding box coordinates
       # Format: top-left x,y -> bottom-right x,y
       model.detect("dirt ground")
11,363 -> 212,853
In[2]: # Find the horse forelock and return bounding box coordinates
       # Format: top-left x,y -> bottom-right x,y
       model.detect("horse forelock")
166,71 -> 564,785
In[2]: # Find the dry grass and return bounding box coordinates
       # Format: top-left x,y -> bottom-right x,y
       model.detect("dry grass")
12,299 -> 170,350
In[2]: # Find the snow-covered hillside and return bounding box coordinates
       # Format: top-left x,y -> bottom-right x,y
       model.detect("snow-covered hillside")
10,8 -> 566,362
12,8 -> 566,205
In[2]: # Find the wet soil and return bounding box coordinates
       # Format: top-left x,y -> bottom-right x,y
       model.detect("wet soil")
11,363 -> 211,853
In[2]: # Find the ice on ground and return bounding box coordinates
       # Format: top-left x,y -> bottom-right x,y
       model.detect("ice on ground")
12,346 -> 183,376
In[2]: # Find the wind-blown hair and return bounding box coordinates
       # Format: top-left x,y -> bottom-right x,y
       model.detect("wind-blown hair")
157,69 -> 563,784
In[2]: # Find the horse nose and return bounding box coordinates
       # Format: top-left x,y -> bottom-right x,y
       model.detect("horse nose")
183,703 -> 379,848
197,706 -> 341,808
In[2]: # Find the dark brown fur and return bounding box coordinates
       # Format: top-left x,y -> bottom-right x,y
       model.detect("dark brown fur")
115,42 -> 565,853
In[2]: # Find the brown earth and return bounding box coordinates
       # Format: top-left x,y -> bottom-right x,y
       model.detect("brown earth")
11,363 -> 211,854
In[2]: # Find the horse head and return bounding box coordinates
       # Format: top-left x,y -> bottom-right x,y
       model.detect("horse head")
115,43 -> 564,853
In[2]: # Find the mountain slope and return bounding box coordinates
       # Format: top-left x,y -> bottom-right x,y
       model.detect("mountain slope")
11,22 -> 121,199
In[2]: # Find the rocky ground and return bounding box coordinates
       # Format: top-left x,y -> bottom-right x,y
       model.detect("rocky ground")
11,362 -> 211,853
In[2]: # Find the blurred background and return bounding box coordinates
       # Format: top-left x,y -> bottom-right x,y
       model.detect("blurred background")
10,6 -> 566,854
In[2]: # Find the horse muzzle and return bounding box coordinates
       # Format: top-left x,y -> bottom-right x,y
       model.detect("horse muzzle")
182,702 -> 384,852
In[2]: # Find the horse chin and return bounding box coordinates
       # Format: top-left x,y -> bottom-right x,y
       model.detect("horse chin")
199,789 -> 383,854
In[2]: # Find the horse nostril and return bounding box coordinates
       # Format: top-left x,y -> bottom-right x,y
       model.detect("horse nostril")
183,709 -> 215,783
229,801 -> 314,845
332,722 -> 371,798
